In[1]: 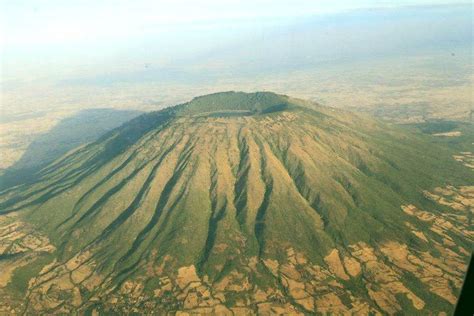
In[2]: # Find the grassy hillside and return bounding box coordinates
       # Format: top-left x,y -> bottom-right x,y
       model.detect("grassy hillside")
0,92 -> 472,314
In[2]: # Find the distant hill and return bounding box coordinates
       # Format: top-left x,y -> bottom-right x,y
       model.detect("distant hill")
0,92 -> 472,314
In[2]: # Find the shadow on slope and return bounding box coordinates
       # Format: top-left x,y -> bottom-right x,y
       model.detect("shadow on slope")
0,108 -> 142,189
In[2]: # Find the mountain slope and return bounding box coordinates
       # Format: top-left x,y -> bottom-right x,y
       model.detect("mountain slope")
0,92 -> 472,314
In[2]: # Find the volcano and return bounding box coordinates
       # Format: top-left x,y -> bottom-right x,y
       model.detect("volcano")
0,91 -> 472,314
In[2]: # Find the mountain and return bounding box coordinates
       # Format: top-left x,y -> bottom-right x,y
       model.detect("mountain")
0,92 -> 472,314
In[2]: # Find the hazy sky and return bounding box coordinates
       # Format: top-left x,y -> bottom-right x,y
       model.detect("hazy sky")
1,1 -> 471,84
1,1 -> 467,45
